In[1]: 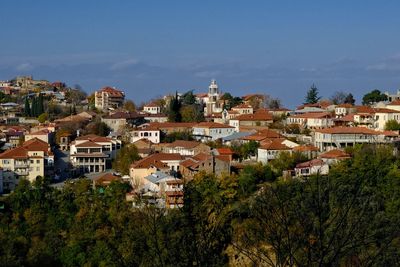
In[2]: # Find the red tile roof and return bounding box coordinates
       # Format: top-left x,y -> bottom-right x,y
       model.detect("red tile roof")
234,112 -> 273,121
319,149 -> 351,159
316,127 -> 381,135
75,141 -> 103,148
259,139 -> 291,150
289,112 -> 332,119
195,122 -> 235,129
293,145 -> 319,152
296,159 -> 324,168
167,140 -> 202,149
97,86 -> 124,97
131,153 -> 183,169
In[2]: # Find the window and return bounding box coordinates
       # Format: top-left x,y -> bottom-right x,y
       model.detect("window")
2,160 -> 10,164
30,160 -> 34,164
36,167 -> 40,171
36,160 -> 40,164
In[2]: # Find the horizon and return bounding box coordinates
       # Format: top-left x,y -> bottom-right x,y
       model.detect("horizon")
1,1 -> 400,107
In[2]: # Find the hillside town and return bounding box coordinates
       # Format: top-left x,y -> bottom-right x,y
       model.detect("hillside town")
0,75 -> 399,208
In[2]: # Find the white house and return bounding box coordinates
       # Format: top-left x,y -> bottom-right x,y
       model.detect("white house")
286,112 -> 333,129
131,128 -> 161,144
143,102 -> 161,114
295,159 -> 329,177
192,122 -> 236,141
257,138 -> 298,164
373,108 -> 400,130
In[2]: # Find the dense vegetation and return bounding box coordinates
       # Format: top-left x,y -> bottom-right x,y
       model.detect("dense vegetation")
0,145 -> 399,266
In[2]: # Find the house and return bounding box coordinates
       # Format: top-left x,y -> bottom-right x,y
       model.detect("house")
70,135 -> 121,173
314,127 -> 397,151
166,191 -> 184,209
141,122 -> 196,135
372,108 -> 400,130
239,129 -> 283,144
295,159 -> 329,177
2,127 -> 26,148
59,132 -> 72,151
257,138 -> 299,163
192,122 -> 236,141
229,110 -> 273,131
319,149 -> 351,165
93,173 -> 122,188
215,147 -> 234,162
293,144 -> 319,159
179,152 -> 230,180
143,113 -> 168,123
0,138 -> 54,191
132,139 -> 155,157
162,140 -> 210,156
25,129 -> 55,145
231,103 -> 254,115
143,102 -> 161,114
335,104 -> 356,117
102,111 -> 145,132
242,94 -> 265,109
131,127 -> 161,144
286,112 -> 334,129
142,171 -> 183,196
95,86 -> 125,110
129,153 -> 183,185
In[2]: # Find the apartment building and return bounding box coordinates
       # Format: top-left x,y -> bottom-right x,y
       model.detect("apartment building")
70,134 -> 121,173
95,86 -> 125,110
0,138 -> 54,191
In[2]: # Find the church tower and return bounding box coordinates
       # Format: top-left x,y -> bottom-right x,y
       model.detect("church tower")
206,79 -> 221,115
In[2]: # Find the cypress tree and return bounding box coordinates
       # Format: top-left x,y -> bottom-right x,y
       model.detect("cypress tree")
38,94 -> 44,115
24,98 -> 31,117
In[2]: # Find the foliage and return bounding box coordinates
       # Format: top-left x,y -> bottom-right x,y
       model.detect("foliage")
344,93 -> 356,105
37,113 -> 48,123
180,105 -> 204,122
385,119 -> 400,131
221,93 -> 243,110
112,144 -> 141,175
24,97 -> 31,117
65,88 -> 87,105
160,131 -> 194,143
167,92 -> 182,122
269,151 -> 308,175
0,145 -> 399,266
304,83 -> 321,104
84,121 -> 111,136
123,100 -> 136,112
231,141 -> 260,160
362,89 -> 388,105
285,123 -> 301,134
181,90 -> 196,105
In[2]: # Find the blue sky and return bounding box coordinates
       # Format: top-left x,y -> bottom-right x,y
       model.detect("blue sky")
1,1 -> 400,107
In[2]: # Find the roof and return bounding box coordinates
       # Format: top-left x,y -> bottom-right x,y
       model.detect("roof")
131,153 -> 183,169
293,145 -> 319,152
334,114 -> 355,122
355,106 -> 375,114
144,122 -> 197,130
75,134 -> 112,143
234,112 -> 273,121
221,131 -> 254,141
22,138 -> 50,152
319,149 -> 351,159
75,141 -> 103,148
97,86 -> 124,97
232,103 -> 253,109
216,148 -> 234,155
144,102 -> 161,108
372,108 -> 400,114
259,139 -> 291,150
0,146 -> 29,159
0,138 -> 51,159
315,127 -> 381,135
336,103 -> 354,108
28,129 -> 51,135
241,129 -> 282,141
387,100 -> 400,105
103,111 -> 143,119
194,122 -> 234,129
296,159 -> 325,168
167,140 -> 202,149
289,112 -> 332,119
94,173 -> 121,185
144,171 -> 175,184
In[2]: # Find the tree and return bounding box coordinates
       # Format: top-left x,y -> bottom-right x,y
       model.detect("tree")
180,105 -> 204,122
84,121 -> 111,136
112,144 -> 141,175
362,89 -> 388,105
304,84 -> 321,104
344,93 -> 356,105
37,94 -> 44,115
330,91 -> 347,105
37,113 -> 48,123
123,100 -> 136,112
24,97 -> 31,117
266,97 -> 281,109
221,93 -> 243,110
182,90 -> 196,105
385,119 -> 400,131
167,92 -> 182,122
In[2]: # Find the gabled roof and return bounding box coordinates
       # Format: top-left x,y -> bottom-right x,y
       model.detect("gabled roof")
387,99 -> 400,106
296,159 -> 325,168
0,138 -> 51,159
0,146 -> 28,159
28,129 -> 51,135
167,140 -> 202,149
97,86 -> 124,97
94,173 -> 121,186
289,112 -> 332,119
75,134 -> 112,143
259,138 -> 291,150
131,153 -> 183,169
234,112 -> 273,121
22,138 -> 50,152
319,149 -> 351,159
232,103 -> 253,109
293,145 -> 319,152
103,111 -> 143,119
194,122 -> 234,129
75,141 -> 103,148
315,127 -> 381,135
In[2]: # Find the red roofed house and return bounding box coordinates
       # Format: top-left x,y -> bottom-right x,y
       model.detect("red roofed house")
314,127 -> 396,151
229,110 -> 273,131
295,159 -> 329,177
143,102 -> 162,114
286,112 -> 334,129
257,138 -> 299,163
319,149 -> 351,165
179,152 -> 230,180
0,138 -> 54,191
70,134 -> 122,173
162,140 -> 210,156
25,129 -> 55,145
129,153 -> 183,185
192,122 -> 236,141
95,86 -> 125,110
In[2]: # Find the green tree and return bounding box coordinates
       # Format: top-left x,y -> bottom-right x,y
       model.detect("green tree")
304,83 -> 321,104
344,93 -> 356,105
362,89 -> 388,105
37,113 -> 48,123
182,90 -> 196,105
168,92 -> 182,122
24,97 -> 31,117
112,144 -> 141,175
385,119 -> 400,131
180,105 -> 204,122
123,100 -> 136,112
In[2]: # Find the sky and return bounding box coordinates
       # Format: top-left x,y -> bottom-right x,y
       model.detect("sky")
1,1 -> 400,107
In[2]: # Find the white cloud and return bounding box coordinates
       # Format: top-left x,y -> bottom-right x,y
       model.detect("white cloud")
16,62 -> 33,71
110,58 -> 140,70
